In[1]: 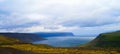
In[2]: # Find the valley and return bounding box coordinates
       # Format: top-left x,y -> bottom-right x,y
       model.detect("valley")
0,31 -> 120,54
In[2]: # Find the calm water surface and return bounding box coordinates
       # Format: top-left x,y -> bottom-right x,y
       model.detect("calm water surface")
33,36 -> 95,47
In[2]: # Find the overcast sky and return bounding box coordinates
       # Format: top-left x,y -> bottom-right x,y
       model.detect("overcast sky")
0,0 -> 120,35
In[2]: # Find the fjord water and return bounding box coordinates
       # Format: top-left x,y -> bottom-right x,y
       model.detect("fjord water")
33,36 -> 95,47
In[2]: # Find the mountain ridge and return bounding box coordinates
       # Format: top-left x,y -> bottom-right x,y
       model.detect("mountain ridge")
35,32 -> 74,37
0,33 -> 46,42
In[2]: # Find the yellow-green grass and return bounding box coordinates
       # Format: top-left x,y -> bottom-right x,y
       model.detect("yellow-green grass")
1,44 -> 120,54
0,35 -> 20,45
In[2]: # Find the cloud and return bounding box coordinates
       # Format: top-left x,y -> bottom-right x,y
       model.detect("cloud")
0,12 -> 40,30
0,0 -> 120,35
72,23 -> 120,35
18,25 -> 79,33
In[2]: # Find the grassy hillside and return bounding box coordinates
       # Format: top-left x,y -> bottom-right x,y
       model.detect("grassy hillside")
0,35 -> 22,45
2,44 -> 120,54
0,33 -> 46,42
82,31 -> 120,47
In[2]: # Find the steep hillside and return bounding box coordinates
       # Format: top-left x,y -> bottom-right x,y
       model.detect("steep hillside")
35,32 -> 74,37
0,33 -> 46,42
82,31 -> 120,47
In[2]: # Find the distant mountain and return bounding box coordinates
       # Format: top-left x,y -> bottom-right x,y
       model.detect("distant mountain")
82,31 -> 120,47
34,32 -> 74,37
0,33 -> 46,42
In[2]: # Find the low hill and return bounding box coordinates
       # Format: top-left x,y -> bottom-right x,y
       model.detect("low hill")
82,31 -> 120,47
0,35 -> 23,45
0,33 -> 46,42
0,35 -> 49,54
35,32 -> 74,37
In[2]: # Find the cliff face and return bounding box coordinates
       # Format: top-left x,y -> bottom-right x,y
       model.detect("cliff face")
35,32 -> 74,37
83,31 -> 120,47
0,33 -> 45,42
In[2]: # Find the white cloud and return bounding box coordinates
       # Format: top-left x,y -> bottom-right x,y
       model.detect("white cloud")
21,25 -> 79,33
0,0 -> 120,35
71,23 -> 120,36
23,13 -> 49,21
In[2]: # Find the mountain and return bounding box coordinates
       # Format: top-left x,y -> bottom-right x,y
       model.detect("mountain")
35,32 -> 74,37
82,31 -> 120,47
0,33 -> 46,42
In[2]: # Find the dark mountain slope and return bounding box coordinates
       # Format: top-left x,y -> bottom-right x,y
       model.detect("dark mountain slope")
82,31 -> 120,47
0,33 -> 45,42
35,32 -> 74,37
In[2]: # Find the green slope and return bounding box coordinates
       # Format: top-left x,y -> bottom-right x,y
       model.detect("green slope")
0,35 -> 22,45
0,33 -> 46,42
82,31 -> 120,47
0,35 -> 51,54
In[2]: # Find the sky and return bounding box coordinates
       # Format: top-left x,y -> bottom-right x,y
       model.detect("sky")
0,0 -> 120,36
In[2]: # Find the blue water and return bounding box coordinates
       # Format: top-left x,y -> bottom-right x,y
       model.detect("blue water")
33,36 -> 95,47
